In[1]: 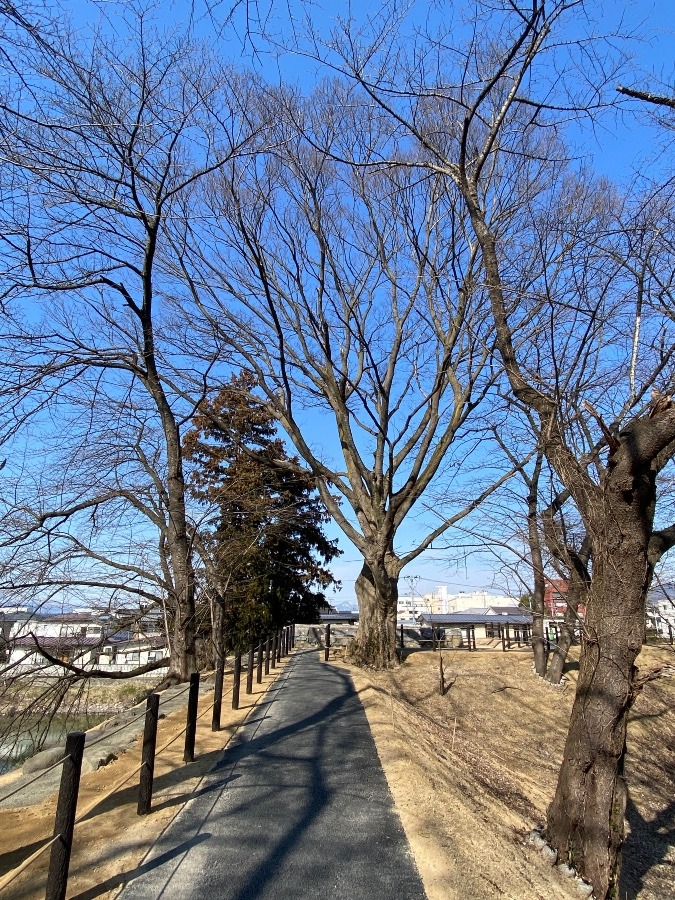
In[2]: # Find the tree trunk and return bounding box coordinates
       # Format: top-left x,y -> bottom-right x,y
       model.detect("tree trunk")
546,494 -> 650,898
169,580 -> 197,681
152,384 -> 197,681
211,593 -> 225,670
546,582 -> 583,685
165,514 -> 197,680
350,560 -> 398,667
525,453 -> 548,676
546,638 -> 637,896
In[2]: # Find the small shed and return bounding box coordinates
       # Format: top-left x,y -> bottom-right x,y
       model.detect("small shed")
419,611 -> 533,651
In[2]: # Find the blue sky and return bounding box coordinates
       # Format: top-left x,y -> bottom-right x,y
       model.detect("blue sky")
169,0 -> 675,606
34,0 -> 675,608
218,0 -> 675,607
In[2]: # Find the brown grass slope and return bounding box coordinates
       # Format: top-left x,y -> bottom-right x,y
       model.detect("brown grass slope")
345,644 -> 674,900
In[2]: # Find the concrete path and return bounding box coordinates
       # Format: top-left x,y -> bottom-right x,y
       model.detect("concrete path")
119,649 -> 427,900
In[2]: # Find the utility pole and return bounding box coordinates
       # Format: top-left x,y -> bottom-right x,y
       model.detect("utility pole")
405,575 -> 421,618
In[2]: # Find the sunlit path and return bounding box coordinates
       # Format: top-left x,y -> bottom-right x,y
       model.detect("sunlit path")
119,649 -> 426,900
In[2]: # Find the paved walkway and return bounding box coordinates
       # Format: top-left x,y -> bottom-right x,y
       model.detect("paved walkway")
119,649 -> 427,900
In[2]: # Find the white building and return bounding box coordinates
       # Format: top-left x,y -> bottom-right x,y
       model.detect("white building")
4,610 -> 169,676
397,585 -> 519,622
443,590 -> 518,614
647,584 -> 675,640
397,595 -> 426,623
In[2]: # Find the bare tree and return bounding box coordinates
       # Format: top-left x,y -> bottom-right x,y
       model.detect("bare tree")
0,5 -> 262,680
301,1 -> 675,894
173,81 -> 527,667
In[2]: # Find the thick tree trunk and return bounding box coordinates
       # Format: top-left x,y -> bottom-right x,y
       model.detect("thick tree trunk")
546,632 -> 638,896
350,560 -> 398,667
169,580 -> 197,681
546,494 -> 651,898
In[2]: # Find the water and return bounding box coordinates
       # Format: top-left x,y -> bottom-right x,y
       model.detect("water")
0,713 -> 107,775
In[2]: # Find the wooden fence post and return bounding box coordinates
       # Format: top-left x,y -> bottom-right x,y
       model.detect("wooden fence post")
45,732 -> 85,900
439,654 -> 445,695
276,630 -> 282,663
212,654 -> 224,732
183,672 -> 200,763
265,634 -> 271,674
256,637 -> 264,684
137,693 -> 160,815
246,641 -> 255,694
232,653 -> 242,709
291,623 -> 295,648
270,634 -> 277,670
324,622 -> 331,661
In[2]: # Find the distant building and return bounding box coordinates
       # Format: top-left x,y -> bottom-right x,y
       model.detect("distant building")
4,609 -> 169,676
543,579 -> 586,620
544,579 -> 569,618
0,606 -> 33,662
647,583 -> 675,640
397,586 -> 519,622
397,594 -> 429,623
443,590 -> 518,614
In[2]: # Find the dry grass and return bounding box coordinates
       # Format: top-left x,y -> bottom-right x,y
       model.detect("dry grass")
0,645 -> 671,900
343,643 -> 675,900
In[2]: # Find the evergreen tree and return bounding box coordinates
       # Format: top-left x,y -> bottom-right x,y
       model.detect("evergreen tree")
184,372 -> 340,649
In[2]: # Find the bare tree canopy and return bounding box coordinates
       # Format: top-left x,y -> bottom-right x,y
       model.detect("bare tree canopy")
0,5 -> 264,680
169,77 -> 527,666
277,0 -> 675,895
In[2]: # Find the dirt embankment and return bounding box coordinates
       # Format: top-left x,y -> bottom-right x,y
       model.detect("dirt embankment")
0,646 -> 672,900
0,662 -> 287,900
344,644 -> 675,900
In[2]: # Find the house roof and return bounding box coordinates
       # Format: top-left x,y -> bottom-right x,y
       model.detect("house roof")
485,605 -> 525,616
318,612 -> 359,623
38,612 -> 103,623
12,634 -> 103,650
13,632 -> 168,654
420,612 -> 533,627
